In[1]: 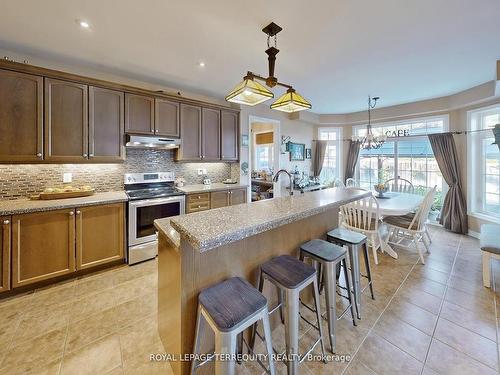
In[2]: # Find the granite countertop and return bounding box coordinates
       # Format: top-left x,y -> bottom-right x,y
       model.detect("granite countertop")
0,191 -> 128,216
156,187 -> 370,252
176,183 -> 248,194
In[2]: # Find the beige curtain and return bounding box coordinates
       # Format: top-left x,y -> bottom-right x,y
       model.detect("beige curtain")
313,140 -> 327,177
428,133 -> 468,234
345,140 -> 361,182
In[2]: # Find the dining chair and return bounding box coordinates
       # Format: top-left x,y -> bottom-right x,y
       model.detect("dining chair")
333,178 -> 345,188
345,178 -> 357,188
340,195 -> 384,265
382,186 -> 437,264
384,177 -> 414,193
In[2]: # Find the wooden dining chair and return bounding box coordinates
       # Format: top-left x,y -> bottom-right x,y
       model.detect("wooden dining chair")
340,195 -> 384,264
382,187 -> 437,264
384,177 -> 414,193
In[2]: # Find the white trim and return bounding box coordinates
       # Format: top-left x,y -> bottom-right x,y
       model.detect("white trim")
317,127 -> 343,181
468,212 -> 500,225
468,230 -> 480,239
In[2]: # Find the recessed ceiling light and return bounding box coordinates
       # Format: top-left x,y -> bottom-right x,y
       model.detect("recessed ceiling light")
198,62 -> 206,67
78,20 -> 90,29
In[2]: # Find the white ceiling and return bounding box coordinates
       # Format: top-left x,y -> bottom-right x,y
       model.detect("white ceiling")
1,0 -> 499,114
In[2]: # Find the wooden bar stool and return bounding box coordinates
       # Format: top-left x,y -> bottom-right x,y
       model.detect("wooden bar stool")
299,239 -> 356,353
251,255 -> 326,375
327,228 -> 375,320
191,277 -> 275,375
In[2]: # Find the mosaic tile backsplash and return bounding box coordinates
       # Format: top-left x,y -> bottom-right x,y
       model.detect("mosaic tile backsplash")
0,149 -> 232,200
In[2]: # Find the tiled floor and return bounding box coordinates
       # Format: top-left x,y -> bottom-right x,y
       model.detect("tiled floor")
0,226 -> 498,374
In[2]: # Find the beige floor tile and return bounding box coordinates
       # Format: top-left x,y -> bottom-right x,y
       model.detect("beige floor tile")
426,339 -> 497,375
105,366 -> 123,375
397,286 -> 443,315
386,298 -> 437,335
344,359 -> 377,374
447,274 -> 494,299
0,358 -> 62,375
60,334 -> 122,375
434,318 -> 498,370
0,305 -> 23,353
373,311 -> 432,361
403,275 -> 447,298
440,301 -> 497,341
355,333 -> 423,375
444,286 -> 495,315
423,258 -> 453,274
410,266 -> 449,285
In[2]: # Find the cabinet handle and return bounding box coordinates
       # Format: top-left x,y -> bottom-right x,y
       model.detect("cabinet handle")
83,153 -> 88,158
197,196 -> 201,199
36,153 -> 42,158
197,205 -> 201,208
3,220 -> 9,225
69,211 -> 74,216
76,210 -> 81,215
89,154 -> 94,157
155,130 -> 158,133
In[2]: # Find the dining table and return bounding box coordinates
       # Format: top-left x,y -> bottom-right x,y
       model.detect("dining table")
374,191 -> 425,259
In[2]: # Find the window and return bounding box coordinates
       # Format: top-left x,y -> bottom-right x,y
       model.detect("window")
468,106 -> 500,220
254,144 -> 274,172
354,116 -> 448,214
318,127 -> 342,184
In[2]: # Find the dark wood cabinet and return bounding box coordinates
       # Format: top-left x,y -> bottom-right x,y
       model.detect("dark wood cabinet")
44,78 -> 88,162
230,188 -> 247,205
0,70 -> 43,162
155,98 -> 180,137
221,110 -> 239,161
0,217 -> 10,292
210,190 -> 229,209
11,209 -> 76,287
76,203 -> 124,270
125,93 -> 154,134
202,108 -> 221,161
89,86 -> 125,162
177,104 -> 202,160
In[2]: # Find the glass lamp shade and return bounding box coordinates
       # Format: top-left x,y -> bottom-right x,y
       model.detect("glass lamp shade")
225,76 -> 274,106
270,88 -> 312,113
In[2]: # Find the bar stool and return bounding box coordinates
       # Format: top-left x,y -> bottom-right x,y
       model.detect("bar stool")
299,239 -> 356,353
191,277 -> 275,375
327,228 -> 375,320
251,255 -> 326,375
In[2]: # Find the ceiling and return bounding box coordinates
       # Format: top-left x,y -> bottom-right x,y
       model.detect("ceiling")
1,0 -> 499,114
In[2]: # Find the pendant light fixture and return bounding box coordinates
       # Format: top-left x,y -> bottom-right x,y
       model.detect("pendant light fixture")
225,22 -> 312,113
353,96 -> 387,150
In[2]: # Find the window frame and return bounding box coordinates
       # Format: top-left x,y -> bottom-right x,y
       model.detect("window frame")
317,127 -> 343,181
467,104 -> 500,223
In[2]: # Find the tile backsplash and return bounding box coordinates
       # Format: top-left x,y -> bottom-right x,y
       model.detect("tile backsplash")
0,149 -> 232,200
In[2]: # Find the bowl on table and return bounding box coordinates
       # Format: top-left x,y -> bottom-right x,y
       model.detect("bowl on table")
374,184 -> 389,197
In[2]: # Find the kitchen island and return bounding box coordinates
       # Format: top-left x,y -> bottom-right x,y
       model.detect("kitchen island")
154,187 -> 370,374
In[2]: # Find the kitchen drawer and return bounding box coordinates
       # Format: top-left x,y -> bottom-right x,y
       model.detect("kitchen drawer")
187,193 -> 210,204
187,201 -> 210,213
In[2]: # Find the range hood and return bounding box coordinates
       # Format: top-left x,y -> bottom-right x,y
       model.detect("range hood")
125,135 -> 181,150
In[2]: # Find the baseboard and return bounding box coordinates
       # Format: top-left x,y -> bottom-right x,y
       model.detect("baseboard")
468,230 -> 480,239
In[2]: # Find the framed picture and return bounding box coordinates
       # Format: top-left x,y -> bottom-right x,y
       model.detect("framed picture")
288,142 -> 305,161
305,148 -> 312,159
241,134 -> 249,147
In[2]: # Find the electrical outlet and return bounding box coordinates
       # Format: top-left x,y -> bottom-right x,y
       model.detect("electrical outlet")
197,168 -> 207,176
63,173 -> 72,183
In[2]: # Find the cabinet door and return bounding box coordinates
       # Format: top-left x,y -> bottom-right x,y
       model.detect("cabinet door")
0,217 -> 10,293
0,70 -> 43,162
210,191 -> 229,209
177,104 -> 202,160
155,98 -> 180,137
44,78 -> 88,162
76,203 -> 124,270
12,209 -> 76,287
221,110 -> 239,161
230,188 -> 247,205
202,108 -> 221,161
89,87 -> 125,162
125,93 -> 154,134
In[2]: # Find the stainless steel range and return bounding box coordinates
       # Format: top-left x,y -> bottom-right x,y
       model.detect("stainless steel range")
124,172 -> 185,265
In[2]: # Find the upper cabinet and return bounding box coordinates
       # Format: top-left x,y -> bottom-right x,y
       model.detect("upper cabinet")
44,78 -> 88,162
89,86 -> 125,162
201,108 -> 221,161
125,93 -> 154,135
177,104 -> 202,161
221,110 -> 239,161
155,98 -> 180,137
0,70 -> 43,162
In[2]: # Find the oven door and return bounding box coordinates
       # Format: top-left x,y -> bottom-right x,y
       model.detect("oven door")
128,196 -> 185,247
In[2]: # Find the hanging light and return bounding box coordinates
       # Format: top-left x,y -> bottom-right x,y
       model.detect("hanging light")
270,88 -> 312,113
225,22 -> 311,112
225,73 -> 274,106
352,96 -> 387,150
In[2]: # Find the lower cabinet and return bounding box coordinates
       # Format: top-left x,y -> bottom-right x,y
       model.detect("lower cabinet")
76,203 -> 124,270
9,203 -> 125,289
12,209 -> 76,287
189,188 -> 248,212
230,188 -> 247,205
210,190 -> 230,209
1,216 -> 11,292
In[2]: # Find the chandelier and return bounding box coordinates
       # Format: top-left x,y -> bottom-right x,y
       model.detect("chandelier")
353,96 -> 387,150
225,22 -> 312,113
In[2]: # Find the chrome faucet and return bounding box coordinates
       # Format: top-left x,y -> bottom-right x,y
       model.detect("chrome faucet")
273,169 -> 294,196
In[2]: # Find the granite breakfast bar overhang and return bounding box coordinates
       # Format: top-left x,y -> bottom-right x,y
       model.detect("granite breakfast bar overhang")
154,187 -> 371,374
